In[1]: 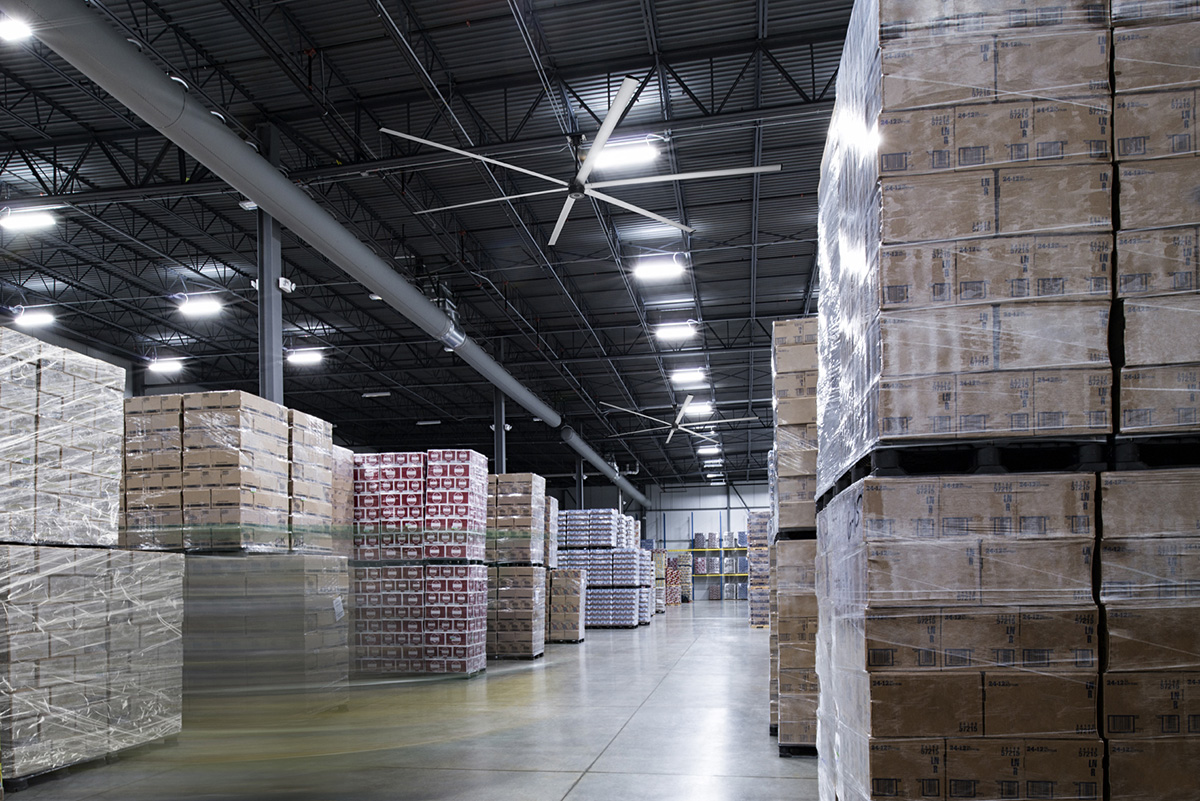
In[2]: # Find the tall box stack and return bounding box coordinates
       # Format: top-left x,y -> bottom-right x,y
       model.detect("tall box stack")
180,391 -> 291,552
547,568 -> 586,642
638,549 -> 653,624
769,543 -> 779,733
773,318 -> 819,531
665,556 -> 682,606
776,539 -> 819,749
351,450 -> 488,675
544,494 -> 559,568
486,473 -> 546,564
184,553 -> 349,720
653,548 -> 666,612
330,445 -> 354,558
288,410 -> 334,553
1101,468 -> 1200,798
818,0 -> 1116,488
816,475 -> 1102,799
122,394 -> 184,550
1112,11 -> 1200,434
487,566 -> 546,658
748,511 -> 772,626
557,511 -> 642,628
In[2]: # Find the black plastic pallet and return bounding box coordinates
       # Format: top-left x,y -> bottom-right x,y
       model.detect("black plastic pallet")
3,734 -> 179,793
817,437 -> 1110,511
769,724 -> 778,737
1113,434 -> 1200,470
585,624 -> 639,629
779,744 -> 818,758
548,638 -> 584,644
776,528 -> 816,541
489,652 -> 544,661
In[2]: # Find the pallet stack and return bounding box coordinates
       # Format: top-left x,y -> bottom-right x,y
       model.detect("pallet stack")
544,494 -> 559,569
653,548 -> 666,613
775,540 -> 820,753
664,556 -> 682,606
0,328 -> 184,785
288,410 -> 334,554
329,444 -> 354,558
486,473 -> 547,659
772,318 -> 818,532
747,511 -> 771,626
638,549 -> 653,624
350,450 -> 488,675
546,568 -> 586,643
557,512 -> 643,628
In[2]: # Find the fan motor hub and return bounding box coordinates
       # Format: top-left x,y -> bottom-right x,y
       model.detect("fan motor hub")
568,180 -> 585,200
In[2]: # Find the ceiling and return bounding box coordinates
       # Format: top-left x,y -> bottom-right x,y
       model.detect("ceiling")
0,0 -> 850,490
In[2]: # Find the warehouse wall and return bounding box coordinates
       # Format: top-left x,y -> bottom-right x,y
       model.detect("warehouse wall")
644,483 -> 770,549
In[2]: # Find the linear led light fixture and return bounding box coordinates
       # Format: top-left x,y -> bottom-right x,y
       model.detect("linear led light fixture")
148,359 -> 184,374
697,445 -> 721,456
361,390 -> 391,399
705,472 -> 723,480
655,322 -> 696,342
591,139 -> 659,170
671,368 -> 705,386
415,420 -> 442,426
684,401 -> 713,417
1,210 -> 55,231
12,308 -> 54,327
0,16 -> 32,42
702,458 -> 724,468
368,293 -> 383,301
177,294 -> 222,317
633,255 -> 684,282
286,349 -> 323,365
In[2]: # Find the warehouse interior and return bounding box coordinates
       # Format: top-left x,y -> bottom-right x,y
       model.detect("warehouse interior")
0,0 -> 1197,799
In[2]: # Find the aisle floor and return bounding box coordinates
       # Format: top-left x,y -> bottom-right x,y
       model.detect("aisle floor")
19,603 -> 818,801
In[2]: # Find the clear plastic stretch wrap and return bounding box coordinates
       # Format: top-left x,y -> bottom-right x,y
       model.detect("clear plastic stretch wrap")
817,472 -> 1102,801
547,568 -> 586,642
486,473 -> 546,565
288,410 -> 334,553
0,546 -> 183,779
776,539 -> 820,747
0,328 -> 124,547
557,508 -> 621,548
816,0 -> 1116,496
543,495 -> 559,569
487,566 -> 545,658
330,445 -> 354,558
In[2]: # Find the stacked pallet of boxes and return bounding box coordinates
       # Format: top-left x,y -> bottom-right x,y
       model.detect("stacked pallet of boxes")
350,450 -> 487,675
547,569 -> 586,643
174,392 -> 348,721
486,473 -> 546,659
0,328 -> 183,783
773,318 -> 819,532
815,0 -> 1114,795
557,510 -> 641,627
637,549 -> 653,624
677,554 -> 692,602
776,539 -> 820,751
768,543 -> 779,734
544,494 -> 559,569
1100,469 -> 1200,797
1113,8 -> 1200,436
653,548 -> 666,612
748,511 -> 771,626
664,556 -> 682,606
330,445 -> 354,558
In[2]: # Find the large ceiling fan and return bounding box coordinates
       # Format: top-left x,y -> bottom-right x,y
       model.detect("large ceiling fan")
601,394 -> 760,445
380,75 -> 782,246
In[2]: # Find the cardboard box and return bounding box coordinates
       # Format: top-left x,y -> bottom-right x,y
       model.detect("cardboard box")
946,738 -> 1103,800
1113,0 -> 1200,25
866,672 -> 984,737
777,502 -> 816,530
1114,22 -> 1200,93
984,671 -> 1098,737
1125,294 -> 1200,367
1120,364 -> 1200,433
1115,90 -> 1199,161
774,442 -> 818,477
879,98 -> 1112,175
880,234 -> 1112,308
1117,226 -> 1200,296
1101,469 -> 1200,538
864,738 -> 946,800
1105,604 -> 1200,671
1119,157 -> 1200,229
879,0 -> 1109,39
774,396 -> 817,426
1100,538 -> 1200,602
773,370 -> 818,399
1103,672 -> 1200,737
777,692 -> 818,746
1108,738 -> 1200,801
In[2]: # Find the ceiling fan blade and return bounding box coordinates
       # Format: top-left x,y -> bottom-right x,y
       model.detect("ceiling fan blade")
665,428 -> 676,444
574,75 -> 641,186
603,424 -> 674,437
599,400 -> 671,426
415,188 -> 568,215
687,430 -> 721,444
379,128 -> 567,186
673,394 -> 694,426
690,416 -> 763,425
547,196 -> 577,246
587,164 -> 783,190
584,189 -> 695,233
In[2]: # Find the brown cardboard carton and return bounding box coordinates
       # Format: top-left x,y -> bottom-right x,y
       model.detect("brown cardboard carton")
1112,0 -> 1200,25
1114,23 -> 1200,93
867,672 -> 983,737
1124,294 -> 1200,367
882,165 -> 1112,244
772,317 -> 818,346
1116,227 -> 1200,296
1103,671 -> 1200,737
945,738 -> 1103,801
1105,604 -> 1200,671
777,502 -> 816,530
774,396 -> 817,427
776,475 -> 817,505
978,538 -> 1095,605
879,99 -> 1112,175
778,593 -> 819,619
1101,469 -> 1200,538
1119,364 -> 1200,433
1100,538 -> 1200,602
775,540 -> 818,590
777,669 -> 819,695
774,444 -> 818,477
777,692 -> 818,745
774,343 -> 818,374
1108,738 -> 1200,801
1119,158 -> 1200,229
1115,90 -> 1200,161
984,671 -> 1098,737
866,738 -> 947,800
773,370 -> 818,399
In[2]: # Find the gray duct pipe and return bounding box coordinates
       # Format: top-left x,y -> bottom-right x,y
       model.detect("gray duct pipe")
560,427 -> 649,508
10,0 -> 648,508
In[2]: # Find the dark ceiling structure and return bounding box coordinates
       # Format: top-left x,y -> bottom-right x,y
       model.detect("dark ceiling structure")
0,0 -> 850,490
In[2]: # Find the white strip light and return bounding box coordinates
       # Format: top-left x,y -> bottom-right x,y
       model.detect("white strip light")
633,255 -> 684,282
1,211 -> 55,231
178,295 -> 222,317
697,445 -> 721,456
655,322 -> 696,342
684,401 -> 713,417
591,140 -> 658,170
286,349 -> 323,365
148,359 -> 184,374
0,17 -> 31,42
671,368 -> 705,385
13,308 -> 54,327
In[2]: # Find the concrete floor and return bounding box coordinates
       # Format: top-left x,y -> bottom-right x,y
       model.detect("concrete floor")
19,602 -> 818,800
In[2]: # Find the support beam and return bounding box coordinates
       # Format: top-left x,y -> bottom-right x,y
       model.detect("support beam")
493,388 -> 507,474
256,124 -> 284,405
575,458 -> 586,511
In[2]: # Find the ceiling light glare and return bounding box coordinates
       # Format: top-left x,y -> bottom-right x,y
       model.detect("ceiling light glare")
697,445 -> 721,456
592,140 -> 658,170
670,368 -> 705,385
12,308 -> 54,327
361,390 -> 391,399
702,459 -> 724,468
705,472 -> 723,480
1,211 -> 55,231
368,293 -> 383,301
709,480 -> 726,487
685,401 -> 713,417
655,322 -> 696,342
416,420 -> 442,426
286,349 -> 323,365
238,199 -> 258,211
633,256 -> 684,282
0,17 -> 31,42
148,359 -> 184,374
177,295 -> 222,317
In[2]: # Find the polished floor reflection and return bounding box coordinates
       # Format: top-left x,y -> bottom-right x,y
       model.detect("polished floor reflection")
19,602 -> 818,800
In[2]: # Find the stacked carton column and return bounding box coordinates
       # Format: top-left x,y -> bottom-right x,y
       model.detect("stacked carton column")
816,475 -> 1102,799
557,510 -> 643,628
773,319 -> 819,532
653,549 -> 666,613
638,550 -> 653,624
485,473 -> 547,659
768,544 -> 779,733
664,556 -> 682,606
543,495 -> 559,569
547,569 -> 586,642
122,395 -> 184,550
288,410 -> 334,553
748,511 -> 771,626
1112,12 -> 1200,433
330,445 -> 354,558
1100,469 -> 1200,797
776,540 -> 820,749
487,473 -> 546,564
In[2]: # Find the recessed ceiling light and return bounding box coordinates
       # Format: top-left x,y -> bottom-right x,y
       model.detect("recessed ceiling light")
655,322 -> 696,342
361,390 -> 391,399
709,480 -> 726,487
671,368 -> 705,385
0,17 -> 32,42
703,459 -> 724,468
286,349 -> 323,365
633,255 -> 684,282
177,295 -> 222,317
148,359 -> 184,374
416,420 -> 442,426
1,211 -> 55,230
685,401 -> 713,417
368,293 -> 383,301
238,199 -> 258,211
697,445 -> 721,456
12,308 -> 54,327
591,140 -> 658,170
705,472 -> 723,479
